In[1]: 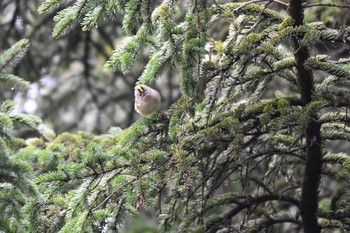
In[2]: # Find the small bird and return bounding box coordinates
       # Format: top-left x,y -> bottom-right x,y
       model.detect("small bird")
134,85 -> 161,116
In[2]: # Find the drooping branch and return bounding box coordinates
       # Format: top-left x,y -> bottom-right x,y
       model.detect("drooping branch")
205,194 -> 300,232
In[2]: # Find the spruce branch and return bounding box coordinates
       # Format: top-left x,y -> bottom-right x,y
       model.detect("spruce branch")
205,194 -> 300,232
38,0 -> 68,14
27,0 -> 350,231
0,39 -> 29,73
137,42 -> 173,85
0,74 -> 30,90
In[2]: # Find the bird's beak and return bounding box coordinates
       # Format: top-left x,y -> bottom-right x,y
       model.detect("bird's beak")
136,85 -> 144,93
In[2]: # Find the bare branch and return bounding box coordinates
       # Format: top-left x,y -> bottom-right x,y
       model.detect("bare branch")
303,3 -> 350,9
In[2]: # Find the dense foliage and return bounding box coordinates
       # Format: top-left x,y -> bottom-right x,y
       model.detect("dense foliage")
0,39 -> 41,231
1,0 -> 350,232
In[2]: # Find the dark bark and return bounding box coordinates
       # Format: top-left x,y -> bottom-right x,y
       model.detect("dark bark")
205,194 -> 300,232
289,1 -> 322,233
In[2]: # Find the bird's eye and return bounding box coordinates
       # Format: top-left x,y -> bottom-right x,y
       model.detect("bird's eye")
139,93 -> 142,97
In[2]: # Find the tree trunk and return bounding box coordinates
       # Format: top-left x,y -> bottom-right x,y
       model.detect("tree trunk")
289,1 -> 322,233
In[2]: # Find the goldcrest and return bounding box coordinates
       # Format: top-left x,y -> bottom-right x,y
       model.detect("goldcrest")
134,85 -> 161,116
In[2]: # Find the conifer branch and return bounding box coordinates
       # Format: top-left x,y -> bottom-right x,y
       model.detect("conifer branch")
205,194 -> 300,232
0,39 -> 29,73
38,0 -> 67,13
13,0 -> 350,231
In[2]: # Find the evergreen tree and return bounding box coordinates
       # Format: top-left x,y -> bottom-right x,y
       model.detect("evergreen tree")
0,39 -> 41,232
13,0 -> 350,232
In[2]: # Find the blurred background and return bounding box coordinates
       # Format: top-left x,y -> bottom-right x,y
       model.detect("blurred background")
1,0 -> 349,134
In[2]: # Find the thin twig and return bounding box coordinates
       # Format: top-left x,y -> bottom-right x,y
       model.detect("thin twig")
303,3 -> 350,9
272,0 -> 289,7
232,0 -> 288,13
92,177 -> 137,211
232,0 -> 265,13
